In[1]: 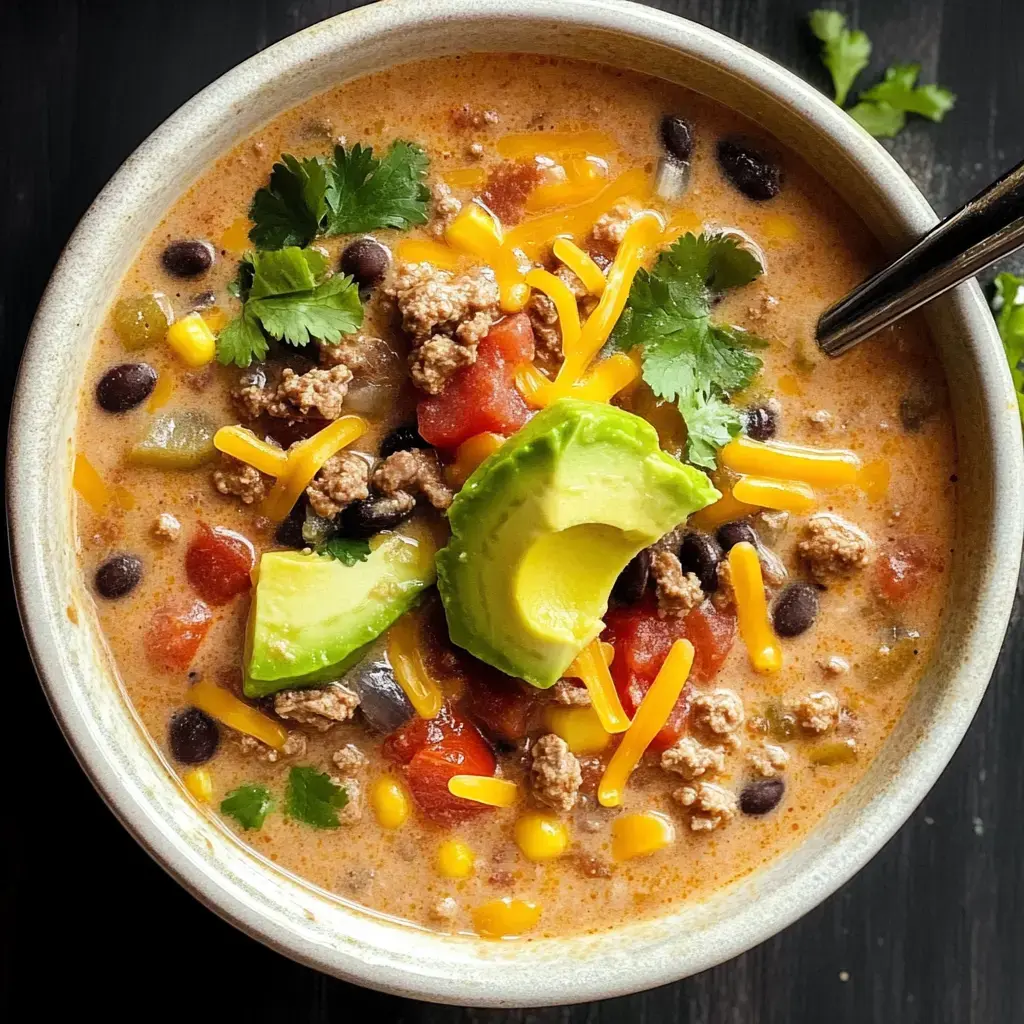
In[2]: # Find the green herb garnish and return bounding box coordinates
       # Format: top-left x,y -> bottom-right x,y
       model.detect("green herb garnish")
217,246 -> 363,367
808,11 -> 955,138
220,784 -> 274,831
993,272 -> 1024,422
285,766 -> 349,829
808,9 -> 871,107
610,232 -> 765,469
249,142 -> 430,250
318,536 -> 372,565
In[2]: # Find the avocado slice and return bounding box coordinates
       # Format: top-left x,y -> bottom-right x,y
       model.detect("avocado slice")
436,398 -> 720,689
244,528 -> 437,697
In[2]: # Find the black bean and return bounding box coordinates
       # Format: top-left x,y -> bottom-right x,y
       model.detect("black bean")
169,707 -> 220,764
161,239 -> 215,278
716,137 -> 782,201
743,403 -> 777,440
94,554 -> 143,599
342,495 -> 415,538
716,519 -> 758,552
612,549 -> 651,604
771,582 -> 820,637
275,502 -> 308,549
740,778 -> 785,815
341,237 -> 391,288
95,362 -> 158,413
379,422 -> 429,459
677,531 -> 722,593
659,114 -> 694,162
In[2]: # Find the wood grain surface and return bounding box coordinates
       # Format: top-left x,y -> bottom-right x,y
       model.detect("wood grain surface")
2,1 -> 1022,1020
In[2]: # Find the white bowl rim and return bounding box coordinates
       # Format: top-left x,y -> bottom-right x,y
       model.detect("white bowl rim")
8,0 -> 1024,1006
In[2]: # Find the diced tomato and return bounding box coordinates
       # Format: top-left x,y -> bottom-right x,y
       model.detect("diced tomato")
417,314 -> 535,449
185,523 -> 255,605
876,539 -> 937,603
145,598 -> 213,671
603,595 -> 736,750
462,667 -> 539,743
384,701 -> 497,825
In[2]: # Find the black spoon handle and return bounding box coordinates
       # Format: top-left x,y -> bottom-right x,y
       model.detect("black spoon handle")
816,157 -> 1024,356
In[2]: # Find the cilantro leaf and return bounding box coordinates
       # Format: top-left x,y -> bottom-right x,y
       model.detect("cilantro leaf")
859,64 -> 956,121
248,274 -> 363,347
248,247 -> 328,298
249,155 -> 329,249
809,10 -> 871,107
318,536 -> 372,565
611,233 -> 765,470
325,141 -> 431,235
286,766 -> 348,829
216,309 -> 269,368
847,101 -> 907,139
216,247 -> 364,366
993,272 -> 1024,422
220,784 -> 274,830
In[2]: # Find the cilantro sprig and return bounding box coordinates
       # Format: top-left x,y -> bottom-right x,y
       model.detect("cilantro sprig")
318,536 -> 372,565
808,11 -> 955,138
221,784 -> 274,831
249,141 -> 430,250
611,232 -> 765,469
993,272 -> 1024,423
286,766 -> 349,829
217,246 -> 363,368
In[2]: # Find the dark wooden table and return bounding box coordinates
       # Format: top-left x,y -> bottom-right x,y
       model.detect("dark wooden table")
3,1 -> 1023,1020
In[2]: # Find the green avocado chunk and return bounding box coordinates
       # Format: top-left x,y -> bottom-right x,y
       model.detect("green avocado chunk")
436,398 -> 720,689
244,528 -> 436,697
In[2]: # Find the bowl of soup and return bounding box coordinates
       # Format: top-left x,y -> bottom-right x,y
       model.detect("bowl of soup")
9,0 -> 1023,1007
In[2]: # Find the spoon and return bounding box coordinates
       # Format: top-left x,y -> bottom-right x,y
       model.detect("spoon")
816,157 -> 1024,356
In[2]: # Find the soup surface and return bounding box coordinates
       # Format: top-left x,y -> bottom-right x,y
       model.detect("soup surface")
73,54 -> 956,939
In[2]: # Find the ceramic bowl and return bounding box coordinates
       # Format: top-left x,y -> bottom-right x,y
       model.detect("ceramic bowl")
8,0 -> 1023,1007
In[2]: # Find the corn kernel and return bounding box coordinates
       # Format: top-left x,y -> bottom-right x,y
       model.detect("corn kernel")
472,897 -> 541,939
543,706 -> 610,754
369,775 -> 410,829
437,840 -> 475,879
165,311 -> 216,367
183,767 -> 213,803
514,812 -> 569,861
611,811 -> 675,861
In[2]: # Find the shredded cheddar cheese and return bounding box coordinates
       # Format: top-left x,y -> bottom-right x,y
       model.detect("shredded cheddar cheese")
729,542 -> 782,674
214,426 -> 289,476
189,679 -> 288,750
721,435 -> 861,489
598,639 -> 695,807
525,267 -> 581,352
689,487 -> 761,530
394,238 -> 464,271
448,775 -> 519,807
387,613 -> 444,720
551,237 -> 606,295
566,639 -> 630,734
496,129 -> 617,161
732,475 -> 816,513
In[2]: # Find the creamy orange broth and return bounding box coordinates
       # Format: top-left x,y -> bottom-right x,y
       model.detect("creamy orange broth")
73,55 -> 955,937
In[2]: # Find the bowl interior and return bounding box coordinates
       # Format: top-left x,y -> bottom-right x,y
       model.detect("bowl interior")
9,0 -> 1023,1008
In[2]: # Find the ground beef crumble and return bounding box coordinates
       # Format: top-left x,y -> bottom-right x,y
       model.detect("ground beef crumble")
747,740 -> 790,778
692,688 -> 745,743
661,736 -> 726,780
589,202 -> 636,255
372,448 -> 453,510
330,775 -> 362,824
152,512 -> 181,541
790,691 -> 841,734
212,456 -> 268,505
318,334 -> 387,372
673,781 -> 738,832
385,262 -> 501,394
332,743 -> 369,775
237,730 -> 307,762
237,365 -> 353,422
305,451 -> 371,518
428,181 -> 462,239
530,733 -> 582,812
650,548 -> 704,617
273,684 -> 360,731
798,514 -> 871,581
552,679 -> 591,707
